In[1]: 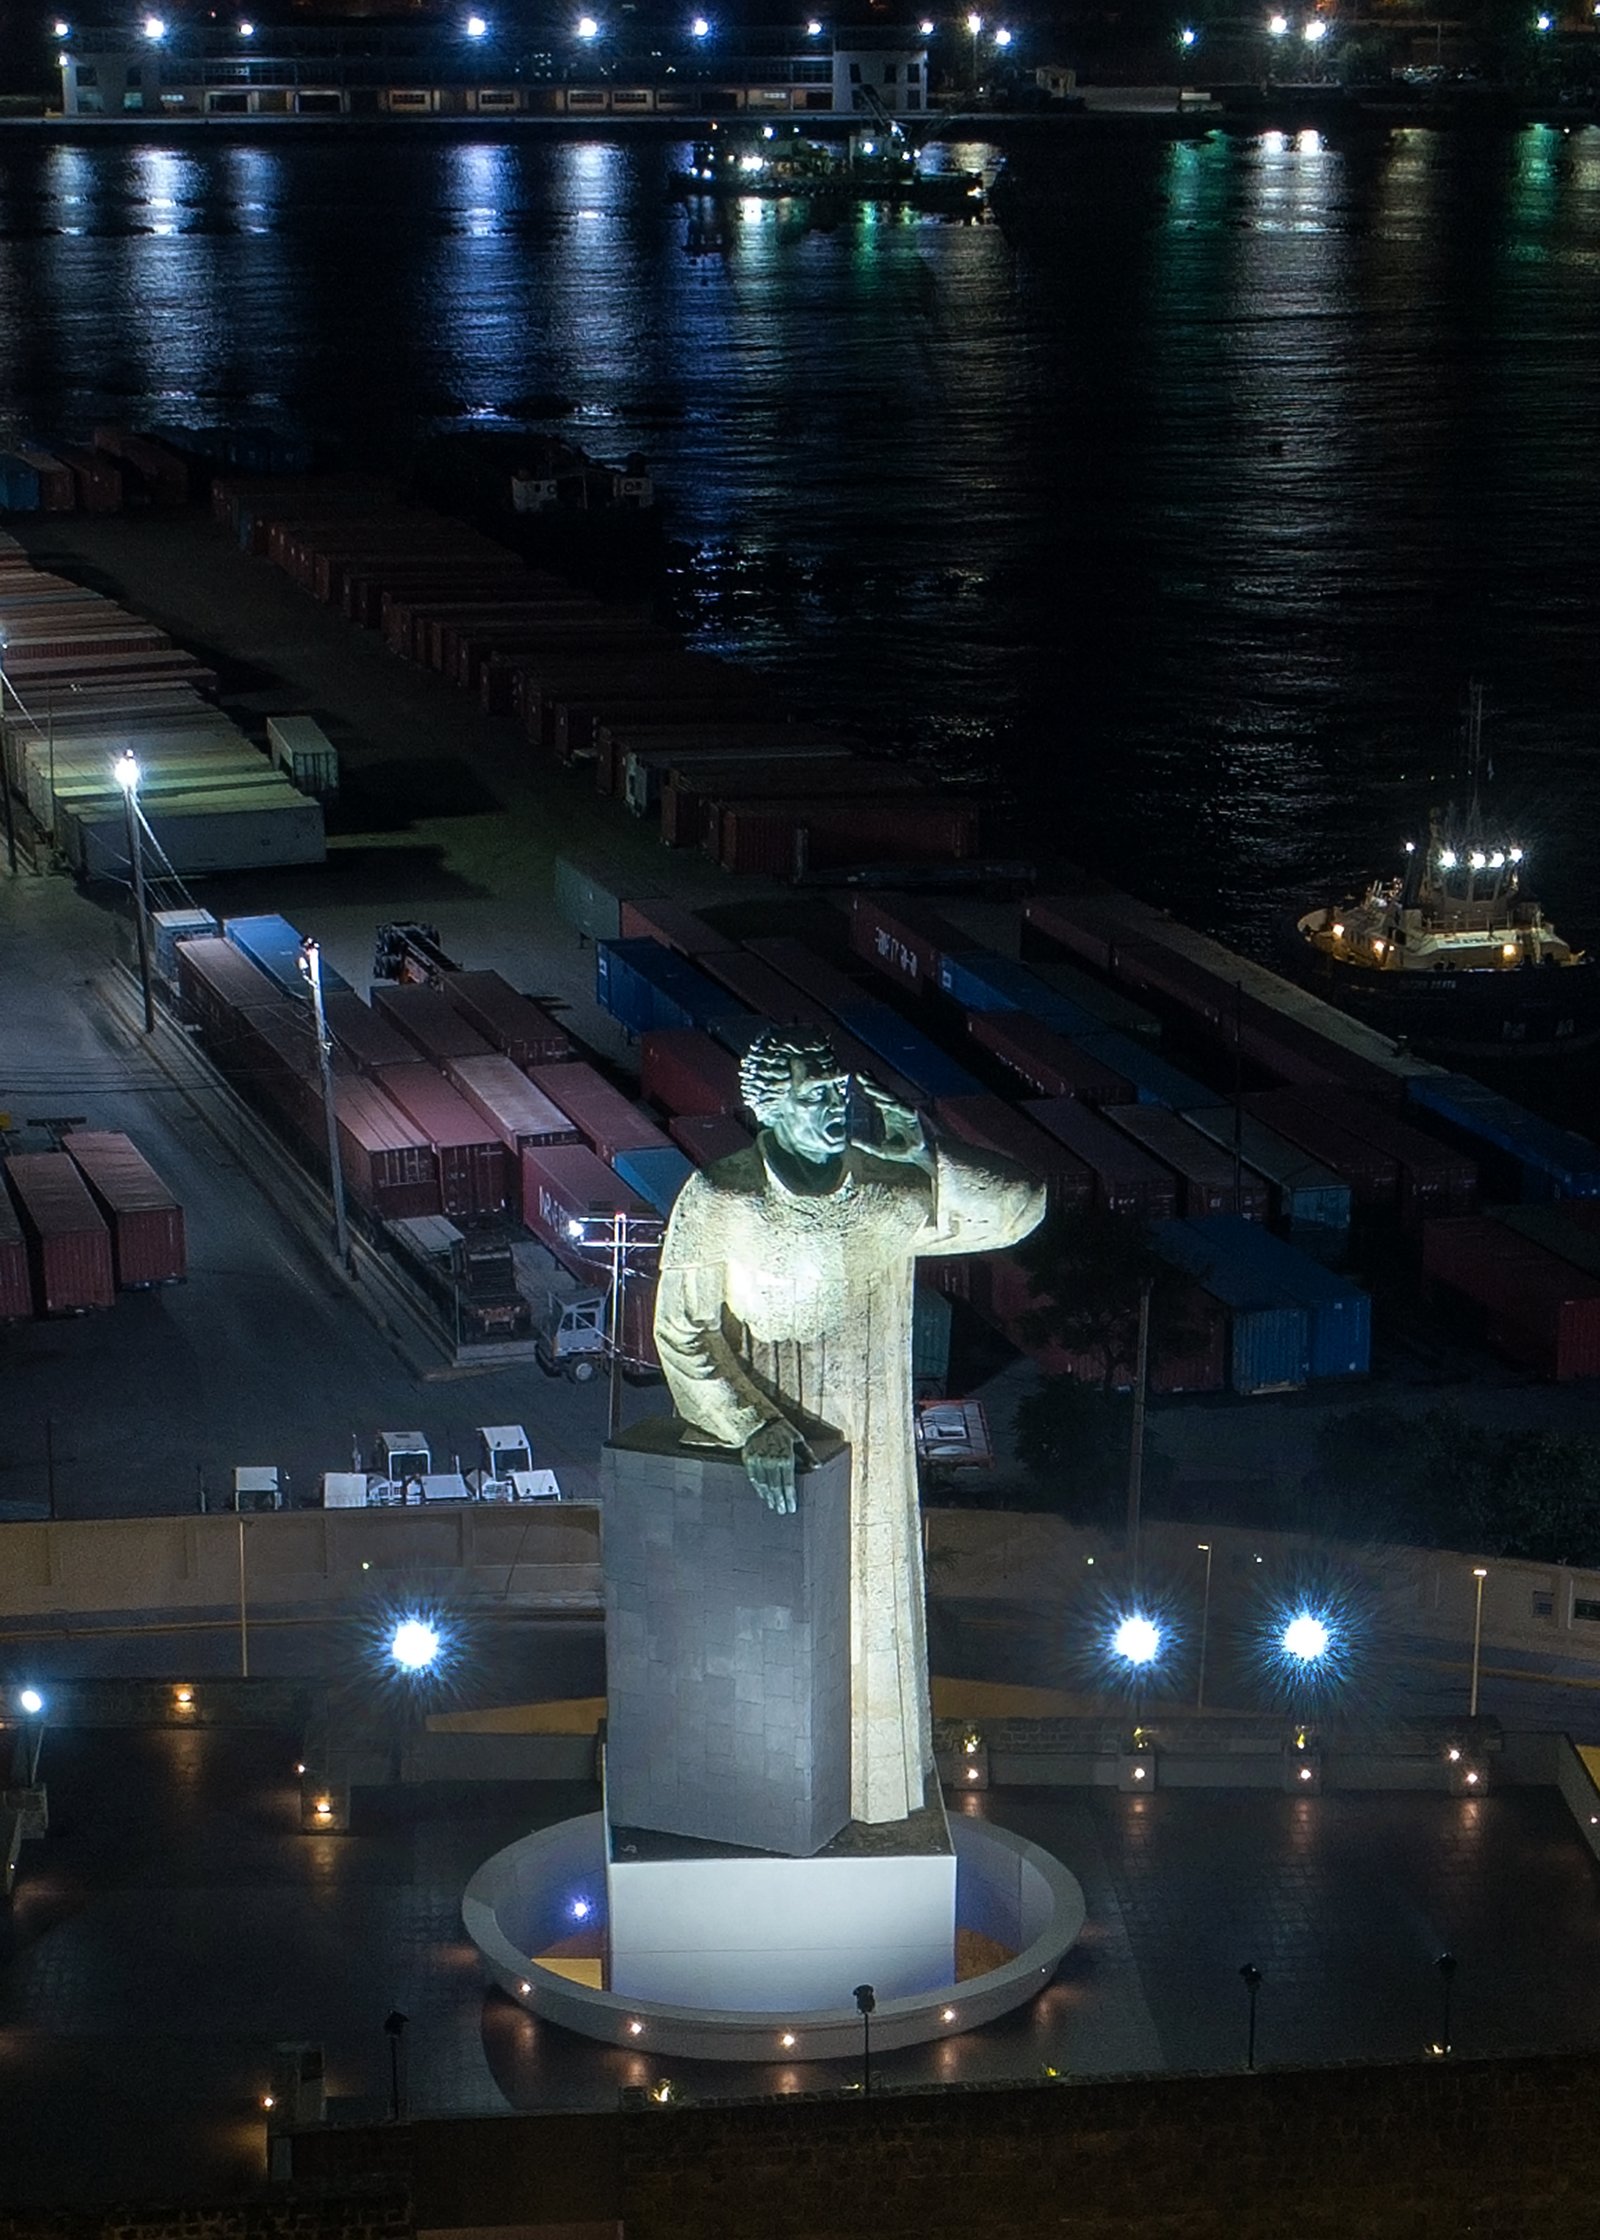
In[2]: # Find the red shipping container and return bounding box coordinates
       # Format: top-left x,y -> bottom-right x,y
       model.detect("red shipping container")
436,970 -> 574,1068
525,1061 -> 674,1165
715,797 -> 980,877
1106,1106 -> 1270,1222
1023,1097 -> 1179,1220
175,935 -> 290,1052
641,1029 -> 743,1118
934,1094 -> 1094,1212
1423,1215 -> 1600,1380
968,1011 -> 1135,1106
332,1078 -> 441,1220
371,981 -> 495,1066
0,1180 -> 31,1319
670,1112 -> 755,1167
849,894 -> 970,996
745,938 -> 876,1017
17,448 -> 76,512
696,950 -> 837,1026
445,1055 -> 581,1151
323,990 -> 418,1074
1314,1091 -> 1477,1227
371,1066 -> 509,1220
1239,1090 -> 1400,1211
618,899 -> 739,958
519,1142 -> 661,1370
4,1153 -> 115,1314
63,1131 -> 186,1287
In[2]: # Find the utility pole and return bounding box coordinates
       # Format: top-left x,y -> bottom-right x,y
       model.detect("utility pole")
114,754 -> 155,1032
1125,1282 -> 1152,1588
300,938 -> 351,1271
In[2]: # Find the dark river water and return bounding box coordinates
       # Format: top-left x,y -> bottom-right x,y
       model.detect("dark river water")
4,124 -> 1600,956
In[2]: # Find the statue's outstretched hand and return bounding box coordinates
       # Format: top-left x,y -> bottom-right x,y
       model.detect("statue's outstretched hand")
742,1417 -> 814,1515
853,1074 -> 931,1167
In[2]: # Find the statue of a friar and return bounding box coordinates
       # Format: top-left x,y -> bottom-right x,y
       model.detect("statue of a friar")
654,1027 -> 1046,1828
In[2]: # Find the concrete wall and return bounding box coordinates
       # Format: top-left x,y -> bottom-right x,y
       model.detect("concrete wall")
0,1503 -> 600,1623
285,2049 -> 1600,2238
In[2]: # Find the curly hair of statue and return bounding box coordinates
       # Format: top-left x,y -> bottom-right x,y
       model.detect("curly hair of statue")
737,1027 -> 842,1123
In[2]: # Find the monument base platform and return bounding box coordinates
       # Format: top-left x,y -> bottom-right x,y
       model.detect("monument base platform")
463,1809 -> 1085,2063
607,1795 -> 956,2008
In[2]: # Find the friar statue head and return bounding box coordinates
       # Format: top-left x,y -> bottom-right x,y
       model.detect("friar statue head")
738,1028 -> 851,1172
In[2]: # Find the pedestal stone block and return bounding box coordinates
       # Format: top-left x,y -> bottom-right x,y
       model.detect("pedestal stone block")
602,1416 -> 851,1857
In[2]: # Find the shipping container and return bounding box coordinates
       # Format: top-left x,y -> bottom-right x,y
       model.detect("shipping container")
830,1000 -> 983,1103
4,1153 -> 115,1315
1073,1029 -> 1216,1112
1312,1090 -> 1477,1228
1490,1204 -> 1600,1290
849,894 -> 973,997
594,714 -> 812,799
266,714 -> 339,800
1421,1214 -> 1600,1381
1406,1075 -> 1600,1202
1237,1089 -> 1401,1212
695,948 -> 837,1026
932,1094 -> 1094,1210
655,750 -> 883,846
551,676 -> 767,761
641,1028 -> 743,1117
371,981 -> 496,1066
1022,1096 -> 1180,1220
596,937 -> 755,1042
175,934 -> 290,1049
1181,1108 -> 1353,1259
967,1011 -> 1135,1106
69,791 -> 324,881
552,850 -> 661,946
331,1077 -> 441,1221
745,937 -> 876,1017
617,899 -> 739,957
623,733 -> 863,818
16,449 -> 79,511
1159,1214 -> 1369,1378
714,795 -> 982,878
937,949 -> 1112,1040
612,1142 -> 697,1217
150,906 -> 220,983
1151,1218 -> 1310,1394
669,1111 -> 755,1167
0,1182 -> 32,1319
1107,1107 -> 1270,1222
62,1130 -> 186,1287
432,970 -> 573,1070
370,1066 -> 510,1220
322,990 -> 419,1074
225,914 -> 353,1003
443,1054 -> 581,1151
519,1140 -> 656,1257
526,1060 -> 675,1166
0,455 -> 42,513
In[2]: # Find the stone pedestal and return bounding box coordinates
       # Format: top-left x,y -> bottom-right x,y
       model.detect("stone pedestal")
602,1417 -> 851,1858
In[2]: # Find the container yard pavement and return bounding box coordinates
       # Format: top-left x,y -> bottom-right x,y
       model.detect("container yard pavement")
0,875 -> 633,1518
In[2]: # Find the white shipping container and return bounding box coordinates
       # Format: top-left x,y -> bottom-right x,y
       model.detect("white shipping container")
267,714 -> 339,800
69,789 -> 326,879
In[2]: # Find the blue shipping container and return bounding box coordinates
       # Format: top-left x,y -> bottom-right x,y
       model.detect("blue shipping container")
1184,1106 -> 1352,1260
0,455 -> 42,513
597,938 -> 755,1041
830,999 -> 984,1102
224,914 -> 353,1003
1152,1217 -> 1311,1394
1405,1074 -> 1600,1202
611,1143 -> 696,1217
1168,1214 -> 1370,1379
1075,1030 -> 1215,1112
937,950 -> 1108,1040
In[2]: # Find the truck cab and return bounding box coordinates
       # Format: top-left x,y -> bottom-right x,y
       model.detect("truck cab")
535,1290 -> 608,1382
470,1424 -> 561,1502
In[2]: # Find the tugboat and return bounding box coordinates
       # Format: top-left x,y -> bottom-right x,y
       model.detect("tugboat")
1291,689 -> 1600,1058
670,121 -> 985,214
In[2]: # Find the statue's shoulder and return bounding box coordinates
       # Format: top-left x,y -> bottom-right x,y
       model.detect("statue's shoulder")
699,1145 -> 766,1201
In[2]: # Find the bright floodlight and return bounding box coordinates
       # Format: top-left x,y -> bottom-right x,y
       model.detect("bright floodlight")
993,24 -> 1011,42
1536,10 -> 1553,24
53,18 -> 70,34
690,14 -> 710,32
466,12 -> 488,31
965,9 -> 982,29
142,13 -> 166,35
389,1618 -> 441,1672
1267,11 -> 1288,28
114,752 -> 139,792
1281,1611 -> 1331,1663
575,12 -> 599,33
919,14 -> 934,28
1303,17 -> 1327,38
238,18 -> 253,31
1112,1614 -> 1162,1667
1179,25 -> 1197,42
18,1688 -> 43,1716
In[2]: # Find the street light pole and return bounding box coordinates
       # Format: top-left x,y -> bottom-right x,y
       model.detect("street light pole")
300,938 -> 351,1271
113,753 -> 155,1032
0,638 -> 17,877
1125,1282 -> 1152,1589
236,1513 -> 250,1678
1239,1964 -> 1262,2071
1468,1565 -> 1488,1718
1196,1541 -> 1213,1712
608,1212 -> 625,1441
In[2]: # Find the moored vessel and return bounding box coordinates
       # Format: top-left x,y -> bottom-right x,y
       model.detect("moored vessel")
670,122 -> 985,212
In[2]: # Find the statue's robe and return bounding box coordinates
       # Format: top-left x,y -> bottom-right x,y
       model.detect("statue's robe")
654,1135 -> 1046,1827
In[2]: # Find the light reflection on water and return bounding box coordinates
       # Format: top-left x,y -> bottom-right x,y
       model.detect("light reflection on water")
2,127 -> 1600,945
